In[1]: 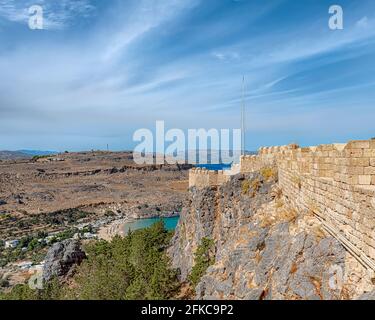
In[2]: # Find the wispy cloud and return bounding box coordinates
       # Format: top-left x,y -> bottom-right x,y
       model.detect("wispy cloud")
1,0 -> 375,151
102,0 -> 200,61
212,51 -> 240,61
356,16 -> 369,29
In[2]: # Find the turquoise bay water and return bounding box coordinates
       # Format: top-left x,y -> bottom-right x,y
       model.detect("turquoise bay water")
195,164 -> 232,171
123,216 -> 179,234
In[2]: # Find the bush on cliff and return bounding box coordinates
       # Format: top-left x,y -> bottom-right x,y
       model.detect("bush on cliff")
0,278 -> 62,300
189,238 -> 215,288
260,167 -> 277,181
70,220 -> 179,300
0,221 -> 180,300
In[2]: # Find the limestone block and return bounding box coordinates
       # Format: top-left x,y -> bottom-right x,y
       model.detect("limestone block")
335,158 -> 349,166
363,149 -> 375,157
364,167 -> 375,175
359,175 -> 372,185
319,163 -> 333,170
329,151 -> 340,157
369,247 -> 375,259
336,174 -> 358,185
334,173 -> 345,183
344,149 -> 364,157
347,140 -> 370,149
348,158 -> 370,166
348,175 -> 359,185
342,166 -> 364,175
300,147 -> 311,153
320,144 -> 334,151
324,157 -> 334,164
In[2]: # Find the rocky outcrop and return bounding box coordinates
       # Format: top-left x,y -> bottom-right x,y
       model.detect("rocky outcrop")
169,171 -> 374,300
169,172 -> 277,281
195,223 -> 345,300
42,239 -> 86,282
169,186 -> 217,280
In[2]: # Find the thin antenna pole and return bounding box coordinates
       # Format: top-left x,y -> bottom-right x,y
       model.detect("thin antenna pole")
241,76 -> 246,156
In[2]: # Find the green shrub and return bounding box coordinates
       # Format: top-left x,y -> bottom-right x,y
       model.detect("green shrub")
189,238 -> 215,287
0,278 -> 62,301
260,167 -> 277,181
241,180 -> 250,194
1,221 -> 180,300
104,210 -> 116,217
0,284 -> 37,300
69,220 -> 179,300
0,259 -> 7,268
32,155 -> 54,161
242,178 -> 261,197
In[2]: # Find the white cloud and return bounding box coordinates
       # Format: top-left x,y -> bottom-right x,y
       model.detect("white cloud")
356,16 -> 369,29
212,51 -> 240,61
0,0 -> 374,150
102,0 -> 200,61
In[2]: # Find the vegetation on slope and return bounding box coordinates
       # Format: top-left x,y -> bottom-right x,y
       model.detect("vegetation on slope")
0,221 -> 180,300
188,238 -> 215,287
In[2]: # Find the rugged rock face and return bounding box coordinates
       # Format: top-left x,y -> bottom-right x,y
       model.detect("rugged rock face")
169,186 -> 218,280
169,172 -> 280,282
196,224 -> 345,300
169,172 -> 374,300
42,239 -> 86,282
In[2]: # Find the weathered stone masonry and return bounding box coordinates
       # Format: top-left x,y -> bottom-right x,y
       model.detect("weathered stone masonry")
189,168 -> 231,188
189,139 -> 375,270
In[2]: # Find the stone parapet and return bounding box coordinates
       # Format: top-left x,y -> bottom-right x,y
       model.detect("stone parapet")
189,139 -> 375,269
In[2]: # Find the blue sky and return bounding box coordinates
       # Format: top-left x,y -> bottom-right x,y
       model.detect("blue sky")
0,0 -> 374,151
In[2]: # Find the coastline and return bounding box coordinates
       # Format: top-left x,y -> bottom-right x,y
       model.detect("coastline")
98,213 -> 180,241
98,218 -> 130,241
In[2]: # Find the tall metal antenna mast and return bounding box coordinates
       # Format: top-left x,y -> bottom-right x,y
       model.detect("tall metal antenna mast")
241,76 -> 246,156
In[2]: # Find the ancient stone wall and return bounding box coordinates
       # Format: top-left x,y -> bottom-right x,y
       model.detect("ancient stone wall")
240,139 -> 375,270
189,168 -> 231,189
188,139 -> 375,269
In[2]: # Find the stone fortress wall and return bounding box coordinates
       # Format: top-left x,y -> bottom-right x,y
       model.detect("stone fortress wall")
189,168 -> 231,188
189,139 -> 375,270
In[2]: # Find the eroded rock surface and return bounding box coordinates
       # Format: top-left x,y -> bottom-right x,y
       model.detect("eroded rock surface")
169,172 -> 374,300
42,239 -> 86,282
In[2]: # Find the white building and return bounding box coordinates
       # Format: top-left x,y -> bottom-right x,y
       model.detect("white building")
83,232 -> 97,239
16,261 -> 33,270
5,239 -> 20,249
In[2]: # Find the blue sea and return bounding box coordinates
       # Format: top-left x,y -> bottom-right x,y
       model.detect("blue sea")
123,216 -> 179,234
194,164 -> 232,171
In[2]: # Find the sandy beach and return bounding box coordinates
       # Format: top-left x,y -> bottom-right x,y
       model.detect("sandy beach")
98,219 -> 130,241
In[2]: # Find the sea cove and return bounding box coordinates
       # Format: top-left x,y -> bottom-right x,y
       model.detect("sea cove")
123,216 -> 179,234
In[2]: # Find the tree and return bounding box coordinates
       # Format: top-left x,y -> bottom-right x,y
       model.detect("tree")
1,221 -> 180,300
71,221 -> 179,300
189,238 -> 215,287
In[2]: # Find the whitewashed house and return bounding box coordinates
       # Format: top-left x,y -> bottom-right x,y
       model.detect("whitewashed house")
5,239 -> 20,249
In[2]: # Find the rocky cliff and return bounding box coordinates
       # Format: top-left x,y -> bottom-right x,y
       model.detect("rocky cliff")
43,239 -> 86,282
169,171 -> 375,300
